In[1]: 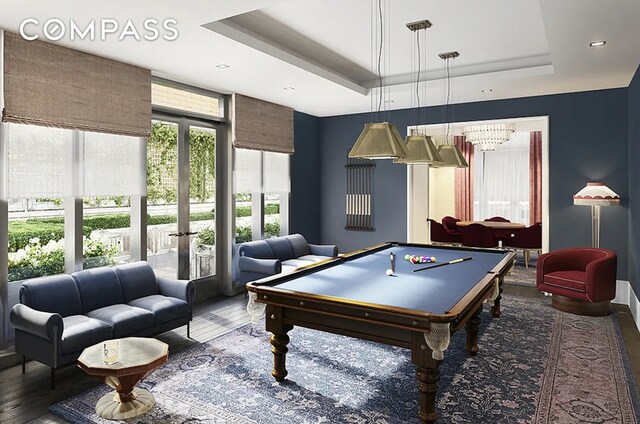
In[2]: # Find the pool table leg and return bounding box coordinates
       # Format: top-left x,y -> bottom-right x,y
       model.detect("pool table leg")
412,332 -> 441,423
491,278 -> 503,318
266,305 -> 293,382
465,303 -> 482,355
270,332 -> 291,382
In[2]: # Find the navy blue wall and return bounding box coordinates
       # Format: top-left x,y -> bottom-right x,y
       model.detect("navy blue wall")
290,111 -> 322,243
315,89 -> 629,278
629,65 -> 640,297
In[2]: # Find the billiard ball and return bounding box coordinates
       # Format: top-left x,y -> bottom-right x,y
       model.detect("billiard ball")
386,268 -> 394,276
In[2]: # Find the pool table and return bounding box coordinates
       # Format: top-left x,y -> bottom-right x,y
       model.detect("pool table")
246,242 -> 515,423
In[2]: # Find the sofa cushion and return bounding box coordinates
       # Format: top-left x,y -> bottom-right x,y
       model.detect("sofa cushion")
19,275 -> 82,317
61,315 -> 113,354
286,234 -> 310,258
73,267 -> 124,314
282,258 -> 318,269
239,240 -> 274,259
544,270 -> 587,292
114,262 -> 159,302
87,304 -> 154,338
265,237 -> 295,261
298,254 -> 333,263
281,264 -> 299,274
128,295 -> 189,325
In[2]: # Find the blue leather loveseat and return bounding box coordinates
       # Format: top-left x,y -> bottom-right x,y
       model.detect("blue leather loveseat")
238,234 -> 338,284
9,261 -> 195,388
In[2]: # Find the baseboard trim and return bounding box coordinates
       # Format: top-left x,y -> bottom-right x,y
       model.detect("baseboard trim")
613,280 -> 640,333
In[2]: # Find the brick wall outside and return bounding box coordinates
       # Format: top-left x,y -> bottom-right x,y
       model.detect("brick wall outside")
152,83 -> 220,116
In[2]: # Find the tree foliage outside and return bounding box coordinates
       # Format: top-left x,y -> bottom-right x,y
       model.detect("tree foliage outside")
147,122 -> 216,204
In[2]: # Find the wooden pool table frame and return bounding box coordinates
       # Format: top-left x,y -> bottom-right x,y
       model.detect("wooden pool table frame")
246,242 -> 515,423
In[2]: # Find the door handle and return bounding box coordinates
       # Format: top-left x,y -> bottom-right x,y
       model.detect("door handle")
169,232 -> 198,237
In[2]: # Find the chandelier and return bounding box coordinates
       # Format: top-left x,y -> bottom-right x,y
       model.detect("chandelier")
462,124 -> 515,152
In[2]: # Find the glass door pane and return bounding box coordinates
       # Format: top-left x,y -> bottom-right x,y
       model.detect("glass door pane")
146,120 -> 179,280
188,125 -> 216,279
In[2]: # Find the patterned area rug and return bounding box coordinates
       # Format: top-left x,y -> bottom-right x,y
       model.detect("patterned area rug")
50,297 -> 639,423
503,251 -> 537,287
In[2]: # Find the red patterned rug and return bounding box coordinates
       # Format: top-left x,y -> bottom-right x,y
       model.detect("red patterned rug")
535,312 -> 638,423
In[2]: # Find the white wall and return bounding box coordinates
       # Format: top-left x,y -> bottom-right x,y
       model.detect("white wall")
428,167 -> 455,221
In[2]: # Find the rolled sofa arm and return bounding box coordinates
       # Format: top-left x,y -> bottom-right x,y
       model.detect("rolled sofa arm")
10,304 -> 63,341
239,256 -> 281,275
157,277 -> 196,304
309,244 -> 338,257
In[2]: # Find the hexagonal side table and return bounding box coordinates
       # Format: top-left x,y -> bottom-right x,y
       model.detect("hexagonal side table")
78,337 -> 169,420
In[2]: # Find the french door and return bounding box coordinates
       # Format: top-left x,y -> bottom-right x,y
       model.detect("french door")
147,115 -> 220,281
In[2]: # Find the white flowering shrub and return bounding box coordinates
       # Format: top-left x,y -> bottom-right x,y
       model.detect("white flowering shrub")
8,236 -> 117,282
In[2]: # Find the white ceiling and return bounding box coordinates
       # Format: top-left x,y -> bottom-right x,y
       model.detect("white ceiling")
1,0 -> 639,117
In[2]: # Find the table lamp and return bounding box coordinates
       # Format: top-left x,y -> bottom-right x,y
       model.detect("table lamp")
573,182 -> 620,247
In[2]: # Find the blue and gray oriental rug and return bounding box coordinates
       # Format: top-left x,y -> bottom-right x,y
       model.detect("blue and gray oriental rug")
51,295 -> 639,423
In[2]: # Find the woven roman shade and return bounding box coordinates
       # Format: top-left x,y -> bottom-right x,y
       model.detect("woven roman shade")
233,93 -> 294,154
2,32 -> 151,136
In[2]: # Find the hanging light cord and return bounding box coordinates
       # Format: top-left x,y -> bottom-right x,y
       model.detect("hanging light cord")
376,0 -> 383,115
445,57 -> 451,144
415,30 -> 421,109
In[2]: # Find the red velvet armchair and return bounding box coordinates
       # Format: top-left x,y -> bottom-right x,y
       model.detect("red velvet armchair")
504,223 -> 542,268
427,218 -> 462,245
536,248 -> 617,316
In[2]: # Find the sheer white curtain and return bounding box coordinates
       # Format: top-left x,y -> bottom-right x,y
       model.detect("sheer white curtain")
5,124 -> 72,198
83,132 -> 146,196
473,131 -> 530,223
4,123 -> 147,199
233,149 -> 290,194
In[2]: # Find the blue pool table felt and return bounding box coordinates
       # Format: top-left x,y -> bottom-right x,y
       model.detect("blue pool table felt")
274,246 -> 509,315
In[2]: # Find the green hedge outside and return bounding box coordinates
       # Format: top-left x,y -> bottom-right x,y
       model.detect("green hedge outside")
8,222 -> 91,253
9,204 -> 281,252
235,222 -> 281,244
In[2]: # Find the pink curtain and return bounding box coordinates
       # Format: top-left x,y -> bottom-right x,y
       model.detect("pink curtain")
529,131 -> 542,225
454,135 -> 474,221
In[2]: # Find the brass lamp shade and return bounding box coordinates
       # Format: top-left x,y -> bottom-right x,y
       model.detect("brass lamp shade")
431,144 -> 469,168
394,134 -> 443,164
348,122 -> 409,159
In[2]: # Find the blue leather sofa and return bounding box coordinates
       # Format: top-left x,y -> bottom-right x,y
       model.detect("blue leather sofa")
9,261 -> 195,388
238,234 -> 338,284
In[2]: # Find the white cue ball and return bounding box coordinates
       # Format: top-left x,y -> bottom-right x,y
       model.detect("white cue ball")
386,269 -> 394,276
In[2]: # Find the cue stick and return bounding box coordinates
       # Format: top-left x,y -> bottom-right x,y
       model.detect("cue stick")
412,256 -> 473,272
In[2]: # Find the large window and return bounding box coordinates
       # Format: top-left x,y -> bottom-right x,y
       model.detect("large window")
473,132 -> 530,222
233,149 -> 290,243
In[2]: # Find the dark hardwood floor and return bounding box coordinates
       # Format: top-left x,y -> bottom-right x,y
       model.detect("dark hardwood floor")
1,286 -> 639,424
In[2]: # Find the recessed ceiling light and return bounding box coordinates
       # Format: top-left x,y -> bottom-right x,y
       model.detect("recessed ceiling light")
481,88 -> 493,93
216,63 -> 230,69
589,40 -> 606,47
283,86 -> 295,91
